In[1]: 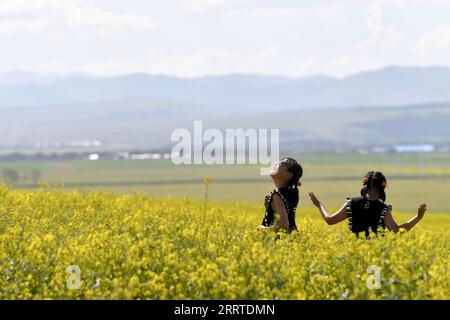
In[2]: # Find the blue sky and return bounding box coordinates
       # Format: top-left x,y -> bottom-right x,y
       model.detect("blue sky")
1,0 -> 450,78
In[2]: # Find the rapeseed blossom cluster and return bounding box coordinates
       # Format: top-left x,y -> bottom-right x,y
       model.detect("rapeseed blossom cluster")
0,185 -> 448,299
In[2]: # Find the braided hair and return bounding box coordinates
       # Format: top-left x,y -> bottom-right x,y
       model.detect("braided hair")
360,171 -> 388,203
280,157 -> 303,206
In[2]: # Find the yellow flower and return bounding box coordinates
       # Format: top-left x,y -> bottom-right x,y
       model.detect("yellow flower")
0,186 -> 448,300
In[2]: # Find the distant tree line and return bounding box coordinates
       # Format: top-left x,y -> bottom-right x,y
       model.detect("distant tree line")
1,169 -> 42,186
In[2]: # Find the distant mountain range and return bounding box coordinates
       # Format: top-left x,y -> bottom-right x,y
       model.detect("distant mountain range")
2,66 -> 450,110
1,66 -> 450,150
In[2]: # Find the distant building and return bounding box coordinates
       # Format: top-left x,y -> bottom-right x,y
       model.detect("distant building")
130,153 -> 162,160
372,146 -> 391,154
394,144 -> 435,153
88,154 -> 100,161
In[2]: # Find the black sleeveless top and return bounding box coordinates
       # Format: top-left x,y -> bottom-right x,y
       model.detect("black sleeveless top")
261,187 -> 298,233
346,196 -> 391,238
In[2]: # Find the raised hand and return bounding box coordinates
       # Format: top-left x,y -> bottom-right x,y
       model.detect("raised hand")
309,192 -> 321,208
417,203 -> 427,220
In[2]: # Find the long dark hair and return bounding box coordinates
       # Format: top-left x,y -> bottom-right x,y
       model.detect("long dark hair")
281,157 -> 303,206
360,171 -> 387,202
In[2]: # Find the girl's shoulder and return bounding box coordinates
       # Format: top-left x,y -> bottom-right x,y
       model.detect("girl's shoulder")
265,188 -> 293,204
264,189 -> 278,204
347,196 -> 391,210
276,187 -> 297,198
265,189 -> 278,199
267,187 -> 289,195
347,196 -> 364,204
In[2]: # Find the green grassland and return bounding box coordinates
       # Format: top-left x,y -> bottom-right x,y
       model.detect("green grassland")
2,153 -> 450,213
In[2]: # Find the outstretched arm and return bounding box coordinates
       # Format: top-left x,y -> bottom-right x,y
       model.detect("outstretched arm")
384,203 -> 427,233
309,192 -> 347,225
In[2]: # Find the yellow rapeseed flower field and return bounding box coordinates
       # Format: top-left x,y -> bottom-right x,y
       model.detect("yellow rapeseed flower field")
0,185 -> 448,300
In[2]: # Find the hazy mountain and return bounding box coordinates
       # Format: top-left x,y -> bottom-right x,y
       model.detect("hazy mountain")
0,98 -> 206,149
212,102 -> 450,150
0,71 -> 81,87
1,97 -> 450,150
2,66 -> 450,150
1,66 -> 450,110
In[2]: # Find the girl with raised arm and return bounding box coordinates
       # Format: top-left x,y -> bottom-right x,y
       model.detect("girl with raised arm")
309,171 -> 427,238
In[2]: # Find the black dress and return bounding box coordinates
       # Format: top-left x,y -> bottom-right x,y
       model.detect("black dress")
261,187 -> 298,233
346,196 -> 391,238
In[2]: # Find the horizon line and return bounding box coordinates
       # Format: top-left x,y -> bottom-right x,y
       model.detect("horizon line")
1,64 -> 450,81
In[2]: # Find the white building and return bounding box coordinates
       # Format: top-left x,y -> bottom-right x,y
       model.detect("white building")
394,145 -> 435,153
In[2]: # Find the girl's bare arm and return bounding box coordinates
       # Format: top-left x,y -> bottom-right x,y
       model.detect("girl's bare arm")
256,194 -> 289,232
309,192 -> 347,225
271,193 -> 290,231
385,203 -> 427,233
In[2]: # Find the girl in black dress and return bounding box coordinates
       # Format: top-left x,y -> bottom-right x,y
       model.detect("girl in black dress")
257,157 -> 303,233
309,171 -> 427,238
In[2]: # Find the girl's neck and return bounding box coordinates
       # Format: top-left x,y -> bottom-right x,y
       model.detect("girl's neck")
274,180 -> 289,189
366,190 -> 380,201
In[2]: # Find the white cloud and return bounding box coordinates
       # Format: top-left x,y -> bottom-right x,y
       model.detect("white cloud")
0,0 -> 160,36
28,59 -> 144,75
30,60 -> 73,74
240,6 -> 337,18
3,1 -> 450,78
414,26 -> 450,56
183,0 -> 225,12
66,5 -> 160,34
143,45 -> 284,77
183,0 -> 338,18
27,44 -> 285,77
0,18 -> 49,36
372,0 -> 450,6
290,57 -> 315,76
359,26 -> 406,49
329,56 -> 385,78
0,0 -> 52,14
